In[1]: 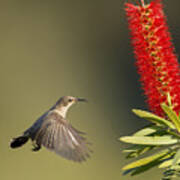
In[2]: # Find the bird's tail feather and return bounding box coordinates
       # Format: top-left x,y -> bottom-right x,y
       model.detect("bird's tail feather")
10,135 -> 29,148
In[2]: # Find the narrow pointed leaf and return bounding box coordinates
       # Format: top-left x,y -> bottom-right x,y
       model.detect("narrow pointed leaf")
123,145 -> 142,153
158,151 -> 176,168
124,145 -> 154,159
163,169 -> 177,180
161,104 -> 180,132
131,151 -> 176,176
167,92 -> 172,107
126,147 -> 153,159
133,127 -> 157,136
131,160 -> 162,176
123,151 -> 175,176
134,126 -> 169,137
171,149 -> 180,168
132,109 -> 175,129
159,159 -> 173,168
120,136 -> 178,145
122,150 -> 169,171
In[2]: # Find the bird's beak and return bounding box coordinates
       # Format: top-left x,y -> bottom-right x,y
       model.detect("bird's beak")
77,98 -> 88,102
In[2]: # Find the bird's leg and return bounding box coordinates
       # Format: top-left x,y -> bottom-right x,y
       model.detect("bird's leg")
32,142 -> 41,152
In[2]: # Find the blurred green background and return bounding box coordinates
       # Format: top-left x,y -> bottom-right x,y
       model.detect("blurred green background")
1,0 -> 180,179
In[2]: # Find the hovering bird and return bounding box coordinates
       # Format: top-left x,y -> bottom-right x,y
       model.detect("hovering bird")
10,96 -> 91,162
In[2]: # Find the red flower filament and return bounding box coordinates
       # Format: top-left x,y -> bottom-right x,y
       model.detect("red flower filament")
125,0 -> 180,117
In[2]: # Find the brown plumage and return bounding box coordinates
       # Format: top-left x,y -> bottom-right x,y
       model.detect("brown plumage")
10,96 -> 92,162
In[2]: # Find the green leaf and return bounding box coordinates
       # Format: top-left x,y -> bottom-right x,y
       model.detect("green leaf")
122,150 -> 169,171
159,151 -> 176,168
163,165 -> 180,179
163,169 -> 177,180
123,150 -> 176,176
124,145 -> 154,158
167,92 -> 172,107
123,146 -> 139,153
171,149 -> 180,169
134,125 -> 169,137
120,135 -> 178,146
161,103 -> 180,132
159,159 -> 173,168
132,109 -> 175,129
131,160 -> 162,176
133,127 -> 157,136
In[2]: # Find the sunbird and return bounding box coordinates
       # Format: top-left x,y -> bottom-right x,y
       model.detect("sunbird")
10,96 -> 91,162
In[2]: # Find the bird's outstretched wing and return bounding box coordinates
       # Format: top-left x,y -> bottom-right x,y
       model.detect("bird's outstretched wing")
34,112 -> 92,162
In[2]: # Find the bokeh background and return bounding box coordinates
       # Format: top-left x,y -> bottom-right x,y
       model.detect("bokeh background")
1,0 -> 180,179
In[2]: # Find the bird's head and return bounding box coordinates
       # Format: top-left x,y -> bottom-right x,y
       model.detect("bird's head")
54,96 -> 87,117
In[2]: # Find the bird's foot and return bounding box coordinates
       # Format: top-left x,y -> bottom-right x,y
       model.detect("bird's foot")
32,143 -> 41,152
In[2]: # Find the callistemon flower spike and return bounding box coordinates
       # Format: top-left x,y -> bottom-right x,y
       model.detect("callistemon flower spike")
125,0 -> 180,117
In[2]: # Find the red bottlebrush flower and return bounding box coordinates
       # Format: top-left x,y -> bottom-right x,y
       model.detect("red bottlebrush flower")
125,0 -> 180,117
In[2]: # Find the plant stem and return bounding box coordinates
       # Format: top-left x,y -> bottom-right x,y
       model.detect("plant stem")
141,0 -> 145,6
167,129 -> 180,139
